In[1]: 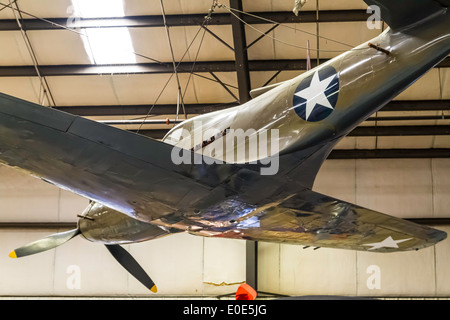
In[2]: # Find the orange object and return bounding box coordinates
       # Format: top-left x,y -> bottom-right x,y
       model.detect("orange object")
235,283 -> 257,300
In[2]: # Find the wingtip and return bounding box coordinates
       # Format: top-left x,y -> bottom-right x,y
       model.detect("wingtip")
8,250 -> 17,259
150,285 -> 158,293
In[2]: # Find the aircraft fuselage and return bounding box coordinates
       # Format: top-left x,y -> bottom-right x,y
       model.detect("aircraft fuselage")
163,10 -> 450,165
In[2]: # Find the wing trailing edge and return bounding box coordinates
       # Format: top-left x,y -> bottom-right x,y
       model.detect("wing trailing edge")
187,189 -> 447,253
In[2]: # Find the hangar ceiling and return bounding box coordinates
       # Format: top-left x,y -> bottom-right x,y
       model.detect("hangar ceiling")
0,0 -> 448,160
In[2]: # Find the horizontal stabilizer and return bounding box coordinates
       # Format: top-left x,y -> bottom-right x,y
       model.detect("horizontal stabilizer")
364,0 -> 447,30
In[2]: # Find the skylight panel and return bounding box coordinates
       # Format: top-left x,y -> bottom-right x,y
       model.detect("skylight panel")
71,0 -> 136,65
72,0 -> 125,18
84,27 -> 136,65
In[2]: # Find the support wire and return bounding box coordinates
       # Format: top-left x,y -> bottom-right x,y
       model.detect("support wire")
136,1 -> 218,133
217,1 -> 365,52
159,0 -> 187,120
8,0 -> 56,107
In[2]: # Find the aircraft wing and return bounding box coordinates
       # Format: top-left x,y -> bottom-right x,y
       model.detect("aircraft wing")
0,94 -> 446,252
187,189 -> 446,252
0,92 -> 240,222
0,91 -> 336,223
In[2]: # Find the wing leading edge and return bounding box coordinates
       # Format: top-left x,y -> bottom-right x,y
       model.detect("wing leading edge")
185,189 -> 446,252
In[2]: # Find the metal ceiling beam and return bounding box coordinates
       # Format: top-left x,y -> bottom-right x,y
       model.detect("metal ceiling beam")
135,125 -> 450,140
0,10 -> 372,31
55,100 -> 449,117
381,99 -> 450,111
0,61 -> 236,77
104,114 -> 450,124
348,125 -> 450,136
0,222 -> 77,229
0,57 -> 448,77
55,103 -> 238,116
329,148 -> 450,159
0,59 -> 310,76
230,0 -> 251,104
366,115 -> 450,121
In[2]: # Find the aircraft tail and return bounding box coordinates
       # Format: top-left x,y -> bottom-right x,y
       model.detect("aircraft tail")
364,0 -> 449,30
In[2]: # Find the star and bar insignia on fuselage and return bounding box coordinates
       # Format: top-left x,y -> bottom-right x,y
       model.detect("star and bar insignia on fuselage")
293,65 -> 340,122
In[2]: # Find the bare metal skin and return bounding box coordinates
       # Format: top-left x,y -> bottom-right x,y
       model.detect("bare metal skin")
81,3 -> 450,251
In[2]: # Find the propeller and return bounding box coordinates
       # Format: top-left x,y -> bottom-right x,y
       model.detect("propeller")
9,228 -> 80,258
9,229 -> 157,293
105,244 -> 157,293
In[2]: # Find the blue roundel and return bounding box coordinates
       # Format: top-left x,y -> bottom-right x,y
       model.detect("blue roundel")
293,66 -> 339,122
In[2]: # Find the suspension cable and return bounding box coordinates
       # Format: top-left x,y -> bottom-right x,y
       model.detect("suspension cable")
159,0 -> 187,119
217,1 -> 366,52
8,0 -> 56,107
136,0 -> 219,133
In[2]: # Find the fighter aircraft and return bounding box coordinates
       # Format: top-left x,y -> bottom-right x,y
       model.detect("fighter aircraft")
1,0 -> 449,293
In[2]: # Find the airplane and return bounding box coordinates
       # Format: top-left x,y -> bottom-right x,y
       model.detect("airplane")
1,0 -> 449,294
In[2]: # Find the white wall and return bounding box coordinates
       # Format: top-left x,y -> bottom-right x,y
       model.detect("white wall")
0,159 -> 449,297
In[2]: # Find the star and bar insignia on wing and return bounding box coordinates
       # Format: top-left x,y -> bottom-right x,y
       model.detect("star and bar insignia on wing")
363,236 -> 413,251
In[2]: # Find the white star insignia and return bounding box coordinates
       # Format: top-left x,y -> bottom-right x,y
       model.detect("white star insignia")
363,236 -> 413,251
294,70 -> 336,121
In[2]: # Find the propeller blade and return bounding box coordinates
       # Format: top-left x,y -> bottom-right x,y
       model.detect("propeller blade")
105,244 -> 157,293
9,228 -> 80,258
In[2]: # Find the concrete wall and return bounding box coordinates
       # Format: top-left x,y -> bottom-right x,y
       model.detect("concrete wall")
0,159 -> 449,297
